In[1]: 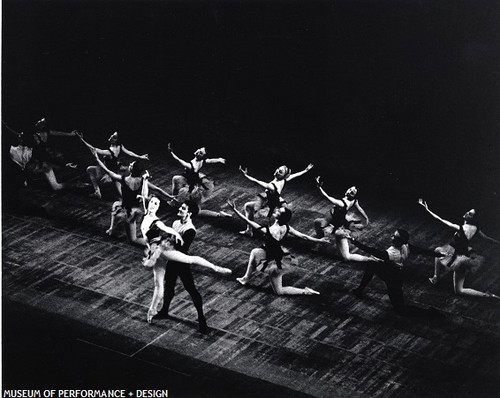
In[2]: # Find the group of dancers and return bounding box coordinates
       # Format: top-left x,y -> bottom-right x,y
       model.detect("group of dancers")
6,118 -> 500,333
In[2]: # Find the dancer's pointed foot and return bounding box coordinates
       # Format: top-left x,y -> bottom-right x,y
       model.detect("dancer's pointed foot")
304,287 -> 320,295
147,309 -> 157,324
215,266 -> 232,275
236,276 -> 249,286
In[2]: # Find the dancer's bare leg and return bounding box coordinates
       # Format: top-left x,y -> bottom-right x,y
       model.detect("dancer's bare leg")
269,273 -> 319,295
236,248 -> 266,285
148,264 -> 166,323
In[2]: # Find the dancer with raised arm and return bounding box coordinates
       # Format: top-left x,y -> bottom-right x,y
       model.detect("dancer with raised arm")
141,196 -> 231,324
167,143 -> 230,218
90,149 -> 166,245
314,176 -> 370,261
78,131 -> 149,199
349,229 -> 444,314
238,163 -> 314,236
418,199 -> 500,298
228,200 -> 328,295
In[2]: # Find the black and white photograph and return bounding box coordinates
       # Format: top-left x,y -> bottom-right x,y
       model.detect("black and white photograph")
2,0 -> 500,397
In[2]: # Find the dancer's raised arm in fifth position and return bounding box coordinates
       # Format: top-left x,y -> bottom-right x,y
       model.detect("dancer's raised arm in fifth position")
418,199 -> 500,298
228,199 -> 328,295
141,196 -> 231,323
314,176 -> 370,261
78,131 -> 149,199
238,163 -> 313,236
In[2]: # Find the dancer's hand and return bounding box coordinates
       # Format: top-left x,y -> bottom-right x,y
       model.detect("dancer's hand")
418,198 -> 428,210
174,233 -> 184,246
239,165 -> 248,175
71,129 -> 79,137
167,143 -> 173,152
319,237 -> 330,243
142,170 -> 151,179
141,154 -> 150,160
65,162 -> 78,169
315,176 -> 323,188
305,163 -> 314,171
75,131 -> 84,140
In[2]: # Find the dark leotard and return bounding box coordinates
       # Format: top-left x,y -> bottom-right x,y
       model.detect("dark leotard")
120,175 -> 142,214
259,225 -> 290,271
258,183 -> 287,218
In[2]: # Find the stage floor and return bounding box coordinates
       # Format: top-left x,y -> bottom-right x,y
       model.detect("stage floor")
3,151 -> 500,398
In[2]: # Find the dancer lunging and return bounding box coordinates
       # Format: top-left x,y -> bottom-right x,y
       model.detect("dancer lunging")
228,200 -> 328,295
141,196 -> 231,324
314,176 -> 370,261
238,163 -> 314,236
350,229 -> 444,314
418,199 -> 500,298
78,131 -> 149,199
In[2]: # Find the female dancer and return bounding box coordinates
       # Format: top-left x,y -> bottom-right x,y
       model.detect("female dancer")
168,143 -> 230,217
314,176 -> 371,261
90,149 -> 167,245
238,163 -> 314,236
168,143 -> 225,195
78,131 -> 149,199
141,196 -> 231,323
227,200 -> 328,295
418,199 -> 500,298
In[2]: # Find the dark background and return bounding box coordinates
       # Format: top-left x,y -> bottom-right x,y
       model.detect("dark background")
3,0 -> 500,228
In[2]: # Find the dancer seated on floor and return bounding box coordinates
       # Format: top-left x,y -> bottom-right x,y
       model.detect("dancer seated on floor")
227,199 -> 328,295
349,229 -> 445,315
238,162 -> 314,236
141,195 -> 232,323
314,176 -> 370,261
77,131 -> 149,199
90,149 -> 168,245
5,121 -> 83,191
418,199 -> 500,298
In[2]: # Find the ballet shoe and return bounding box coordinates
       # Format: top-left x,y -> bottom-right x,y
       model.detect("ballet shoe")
236,277 -> 249,286
304,287 -> 320,295
428,276 -> 438,285
216,266 -> 232,275
147,309 -> 158,324
239,230 -> 253,237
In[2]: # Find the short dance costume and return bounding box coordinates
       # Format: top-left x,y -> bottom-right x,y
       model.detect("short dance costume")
324,198 -> 355,239
257,182 -> 287,217
143,219 -> 176,268
255,225 -> 295,275
436,225 -> 483,274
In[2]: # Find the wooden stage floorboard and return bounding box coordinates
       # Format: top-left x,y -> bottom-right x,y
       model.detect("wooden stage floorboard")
3,151 -> 500,398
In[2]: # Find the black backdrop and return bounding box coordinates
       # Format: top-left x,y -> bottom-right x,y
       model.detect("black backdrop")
3,0 -> 500,229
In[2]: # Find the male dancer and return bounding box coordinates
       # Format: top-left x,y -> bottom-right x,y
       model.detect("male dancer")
349,229 -> 444,315
153,200 -> 208,333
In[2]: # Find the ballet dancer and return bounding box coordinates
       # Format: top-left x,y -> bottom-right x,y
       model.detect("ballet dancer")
238,163 -> 314,236
227,199 -> 328,295
418,199 -> 500,298
314,176 -> 370,261
141,196 -> 231,324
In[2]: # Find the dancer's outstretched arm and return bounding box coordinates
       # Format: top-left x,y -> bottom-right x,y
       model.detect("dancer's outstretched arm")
76,132 -> 109,156
227,199 -> 262,230
286,163 -> 313,181
168,143 -> 191,169
239,166 -> 274,190
354,201 -> 370,225
155,220 -> 184,246
122,146 -> 149,161
418,199 -> 460,230
205,156 -> 226,164
478,230 -> 500,244
289,226 -> 329,243
316,176 -> 345,207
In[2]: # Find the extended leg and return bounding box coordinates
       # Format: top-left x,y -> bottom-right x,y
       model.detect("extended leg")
236,248 -> 266,285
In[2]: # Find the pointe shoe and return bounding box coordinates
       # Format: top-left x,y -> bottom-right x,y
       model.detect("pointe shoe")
304,287 -> 320,295
239,229 -> 253,237
147,309 -> 157,324
215,266 -> 232,275
428,276 -> 438,285
236,276 -> 249,286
